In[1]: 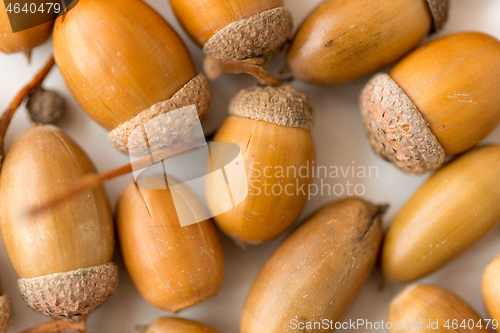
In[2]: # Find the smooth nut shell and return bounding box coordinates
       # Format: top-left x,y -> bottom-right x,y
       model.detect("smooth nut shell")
391,32 -> 500,156
116,177 -> 224,312
482,254 -> 500,333
388,284 -> 488,333
168,0 -> 282,47
145,317 -> 220,333
0,125 -> 115,279
287,0 -> 434,85
241,198 -> 384,333
53,0 -> 196,131
382,145 -> 500,282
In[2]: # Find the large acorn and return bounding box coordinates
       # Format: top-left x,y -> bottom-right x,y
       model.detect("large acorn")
0,1 -> 54,56
361,32 -> 500,174
388,284 -> 489,333
116,174 -> 224,312
287,0 -> 449,85
168,0 -> 292,83
0,125 -> 117,320
142,317 -> 220,333
241,198 -> 384,333
53,0 -> 211,154
205,85 -> 315,244
382,145 -> 500,283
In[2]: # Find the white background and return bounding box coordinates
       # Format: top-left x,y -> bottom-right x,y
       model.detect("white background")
1,0 -> 500,331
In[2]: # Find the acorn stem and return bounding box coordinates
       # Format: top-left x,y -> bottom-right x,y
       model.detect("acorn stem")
20,319 -> 86,333
0,55 -> 55,168
204,55 -> 281,85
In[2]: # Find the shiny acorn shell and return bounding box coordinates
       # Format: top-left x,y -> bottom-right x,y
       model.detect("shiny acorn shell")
145,317 -> 220,333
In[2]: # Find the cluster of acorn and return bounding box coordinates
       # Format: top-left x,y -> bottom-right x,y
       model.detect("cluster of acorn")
1,0 -> 500,332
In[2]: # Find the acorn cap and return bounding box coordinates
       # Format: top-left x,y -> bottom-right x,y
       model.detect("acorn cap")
426,0 -> 450,32
0,295 -> 12,333
229,84 -> 314,130
203,7 -> 293,62
18,262 -> 118,320
108,73 -> 211,155
360,73 -> 445,174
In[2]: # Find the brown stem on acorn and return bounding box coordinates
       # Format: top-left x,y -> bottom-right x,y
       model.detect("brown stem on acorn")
0,55 -> 55,168
23,50 -> 33,64
20,318 -> 87,333
204,55 -> 281,86
27,140 -> 200,217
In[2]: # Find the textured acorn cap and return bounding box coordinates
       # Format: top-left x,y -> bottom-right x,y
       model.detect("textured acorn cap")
203,7 -> 293,62
18,262 -> 118,320
107,73 -> 211,155
360,73 -> 445,174
0,295 -> 12,333
229,84 -> 314,130
426,0 -> 450,32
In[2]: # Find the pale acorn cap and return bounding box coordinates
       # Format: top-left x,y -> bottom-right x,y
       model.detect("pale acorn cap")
0,295 -> 12,333
203,7 -> 293,61
229,84 -> 314,130
425,0 -> 450,32
108,73 -> 211,155
360,73 -> 445,174
18,262 -> 118,320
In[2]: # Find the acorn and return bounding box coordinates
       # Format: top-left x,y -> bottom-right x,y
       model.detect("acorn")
205,84 -> 315,244
0,125 -> 117,320
168,0 -> 292,84
361,32 -> 500,174
287,0 -> 449,85
0,282 -> 12,333
482,254 -> 500,333
388,284 -> 488,333
0,1 -> 54,57
53,0 -> 211,154
116,174 -> 224,312
382,145 -> 500,283
241,198 -> 384,333
141,317 -> 220,333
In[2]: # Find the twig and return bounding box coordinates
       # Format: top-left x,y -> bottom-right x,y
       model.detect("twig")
204,55 -> 281,86
20,318 -> 86,333
0,55 -> 55,168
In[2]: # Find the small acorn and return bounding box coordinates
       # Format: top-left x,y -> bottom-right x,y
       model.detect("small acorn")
53,0 -> 211,154
388,284 -> 489,333
382,145 -> 500,283
0,125 -> 117,320
361,32 -> 500,174
205,84 -> 315,244
0,282 -> 12,333
141,317 -> 220,333
26,87 -> 66,124
287,0 -> 449,85
168,0 -> 292,84
241,198 -> 384,333
116,174 -> 224,312
0,1 -> 54,57
482,254 -> 500,333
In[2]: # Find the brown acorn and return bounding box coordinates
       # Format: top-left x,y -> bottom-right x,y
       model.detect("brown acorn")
205,85 -> 315,244
388,284 -> 489,333
0,1 -> 54,56
53,0 -> 211,154
168,0 -> 292,84
241,198 -> 384,333
142,317 -> 220,333
116,174 -> 224,312
0,282 -> 12,333
361,32 -> 500,174
382,145 -> 500,283
482,254 -> 500,333
287,0 -> 449,85
0,125 -> 117,320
